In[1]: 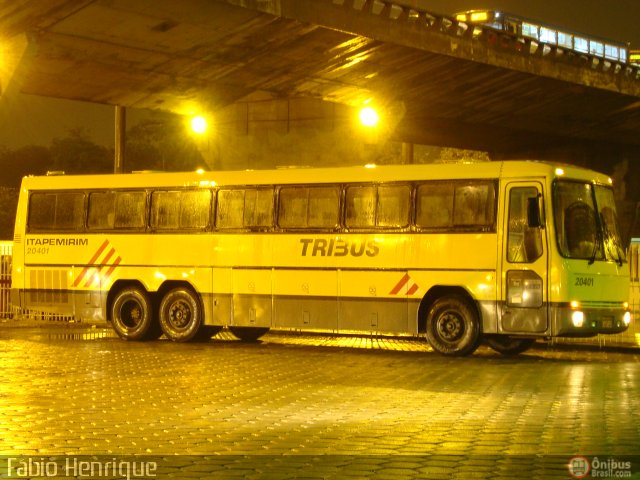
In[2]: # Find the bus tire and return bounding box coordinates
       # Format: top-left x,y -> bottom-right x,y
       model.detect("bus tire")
111,287 -> 154,341
425,295 -> 481,356
229,326 -> 270,342
485,335 -> 535,355
159,287 -> 203,342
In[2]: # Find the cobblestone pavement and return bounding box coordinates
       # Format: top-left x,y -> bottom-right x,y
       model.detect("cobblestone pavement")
0,324 -> 639,479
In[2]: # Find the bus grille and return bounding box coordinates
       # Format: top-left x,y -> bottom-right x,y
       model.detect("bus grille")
29,269 -> 69,305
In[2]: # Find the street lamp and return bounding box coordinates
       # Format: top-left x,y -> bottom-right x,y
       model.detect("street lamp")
190,115 -> 208,134
358,106 -> 380,128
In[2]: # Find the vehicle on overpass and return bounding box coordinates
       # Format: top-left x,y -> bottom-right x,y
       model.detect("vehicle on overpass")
9,161 -> 631,356
455,10 -> 630,64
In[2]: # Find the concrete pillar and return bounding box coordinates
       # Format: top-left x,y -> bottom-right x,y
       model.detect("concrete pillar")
402,142 -> 414,164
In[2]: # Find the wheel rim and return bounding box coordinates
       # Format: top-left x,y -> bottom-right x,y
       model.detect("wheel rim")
167,298 -> 192,330
435,310 -> 465,344
120,299 -> 145,329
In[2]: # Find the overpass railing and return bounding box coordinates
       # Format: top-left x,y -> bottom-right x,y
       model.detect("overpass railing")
330,0 -> 640,81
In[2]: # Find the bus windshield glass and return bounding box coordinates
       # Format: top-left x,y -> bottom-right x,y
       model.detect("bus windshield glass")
554,181 -> 626,262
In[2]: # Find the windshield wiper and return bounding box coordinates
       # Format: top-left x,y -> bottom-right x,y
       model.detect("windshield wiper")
588,230 -> 601,265
588,212 -> 604,265
615,245 -> 624,266
599,213 -> 623,266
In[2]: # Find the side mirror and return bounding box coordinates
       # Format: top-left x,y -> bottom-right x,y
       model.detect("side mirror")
527,196 -> 542,228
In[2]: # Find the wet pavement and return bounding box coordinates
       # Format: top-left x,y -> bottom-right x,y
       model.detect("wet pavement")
0,323 -> 639,479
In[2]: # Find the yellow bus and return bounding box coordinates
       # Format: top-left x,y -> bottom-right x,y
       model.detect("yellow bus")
10,161 -> 631,356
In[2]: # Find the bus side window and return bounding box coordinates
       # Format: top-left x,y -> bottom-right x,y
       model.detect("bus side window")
279,186 -> 339,229
28,193 -> 56,230
453,183 -> 495,227
180,190 -> 211,229
377,185 -> 410,228
243,188 -> 273,229
346,184 -> 410,229
88,192 -> 116,230
345,186 -> 375,228
417,181 -> 495,231
114,192 -> 146,229
216,189 -> 244,229
88,191 -> 146,230
29,192 -> 84,231
416,183 -> 454,229
507,187 -> 542,263
307,187 -> 339,228
151,191 -> 180,229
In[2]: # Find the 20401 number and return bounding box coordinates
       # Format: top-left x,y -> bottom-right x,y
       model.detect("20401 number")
26,247 -> 50,255
574,277 -> 594,287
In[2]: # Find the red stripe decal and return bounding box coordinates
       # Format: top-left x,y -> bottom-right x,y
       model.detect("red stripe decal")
101,248 -> 116,265
83,268 -> 99,288
73,240 -> 112,287
84,252 -> 121,288
102,257 -> 122,282
389,273 -> 410,295
89,240 -> 110,264
407,283 -> 419,295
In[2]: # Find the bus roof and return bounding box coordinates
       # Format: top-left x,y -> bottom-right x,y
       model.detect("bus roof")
19,161 -> 612,190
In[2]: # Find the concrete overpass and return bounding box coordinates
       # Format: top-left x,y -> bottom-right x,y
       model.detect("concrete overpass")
2,0 -> 640,167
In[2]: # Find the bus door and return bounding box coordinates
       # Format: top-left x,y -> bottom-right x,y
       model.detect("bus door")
500,182 -> 549,334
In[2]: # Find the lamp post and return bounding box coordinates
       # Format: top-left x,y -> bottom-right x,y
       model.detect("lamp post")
114,105 -> 126,173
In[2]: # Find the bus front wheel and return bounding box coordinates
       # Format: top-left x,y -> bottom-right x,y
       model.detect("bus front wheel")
425,295 -> 481,356
485,335 -> 535,355
159,287 -> 203,342
111,287 -> 154,341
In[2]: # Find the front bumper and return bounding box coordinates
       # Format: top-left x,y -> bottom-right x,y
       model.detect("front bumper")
551,303 -> 630,337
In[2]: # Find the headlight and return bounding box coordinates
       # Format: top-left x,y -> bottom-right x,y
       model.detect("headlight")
571,311 -> 585,327
623,311 -> 632,326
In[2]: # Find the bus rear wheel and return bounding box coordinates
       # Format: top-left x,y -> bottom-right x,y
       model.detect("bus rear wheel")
159,287 -> 203,342
485,335 -> 535,355
111,287 -> 154,341
425,295 -> 481,356
229,326 -> 269,342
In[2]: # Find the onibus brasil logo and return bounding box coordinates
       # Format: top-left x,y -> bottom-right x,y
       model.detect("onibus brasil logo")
568,456 -> 632,478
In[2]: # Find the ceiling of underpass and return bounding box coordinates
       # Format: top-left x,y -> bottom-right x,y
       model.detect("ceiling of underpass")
2,0 -> 640,155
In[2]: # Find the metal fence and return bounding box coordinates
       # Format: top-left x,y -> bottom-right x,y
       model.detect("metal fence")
0,241 -> 638,347
0,241 -> 12,318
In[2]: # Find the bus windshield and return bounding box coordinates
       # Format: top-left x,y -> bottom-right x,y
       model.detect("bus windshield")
554,181 -> 626,263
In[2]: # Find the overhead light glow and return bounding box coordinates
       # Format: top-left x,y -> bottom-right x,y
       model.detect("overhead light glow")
359,107 -> 379,127
191,115 -> 208,134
